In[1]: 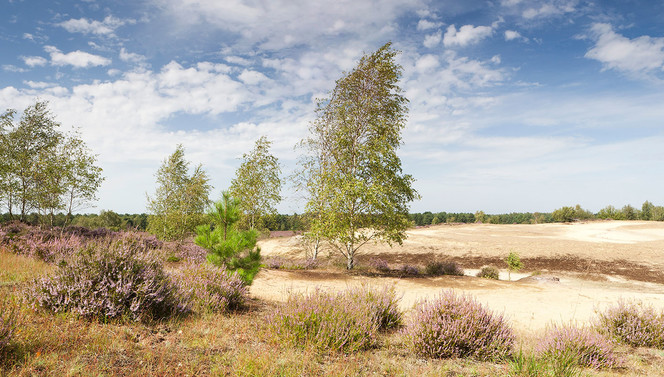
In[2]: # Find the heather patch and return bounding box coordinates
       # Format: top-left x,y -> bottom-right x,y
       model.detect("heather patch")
369,258 -> 390,272
405,290 -> 514,361
29,238 -> 188,322
399,264 -> 420,276
171,263 -> 248,313
263,257 -> 318,270
596,300 -> 664,348
537,323 -> 620,369
268,285 -> 402,353
425,261 -> 464,276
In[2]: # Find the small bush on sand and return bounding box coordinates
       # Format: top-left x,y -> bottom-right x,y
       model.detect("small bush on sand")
171,263 -> 248,313
370,258 -> 390,272
399,264 -> 420,276
537,323 -> 620,369
477,266 -> 500,280
596,300 -> 664,348
405,290 -> 514,361
29,238 -> 188,322
269,286 -> 402,353
425,261 -> 464,276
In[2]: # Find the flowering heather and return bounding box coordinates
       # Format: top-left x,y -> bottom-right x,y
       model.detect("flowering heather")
29,238 -> 188,322
537,323 -> 620,369
171,263 -> 248,313
268,286 -> 402,353
405,290 -> 514,361
399,264 -> 420,276
596,300 -> 664,348
369,258 -> 390,272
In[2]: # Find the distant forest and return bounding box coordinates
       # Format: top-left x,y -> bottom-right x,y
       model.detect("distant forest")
1,201 -> 662,231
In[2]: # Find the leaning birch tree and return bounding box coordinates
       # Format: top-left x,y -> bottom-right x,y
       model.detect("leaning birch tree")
300,42 -> 419,269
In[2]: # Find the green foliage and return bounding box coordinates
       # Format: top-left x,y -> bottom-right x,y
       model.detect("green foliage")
299,42 -> 419,270
147,144 -> 211,240
229,136 -> 282,230
477,266 -> 500,280
551,205 -> 592,223
596,205 -> 622,220
0,101 -> 104,223
621,204 -> 638,220
194,192 -> 261,285
641,201 -> 654,220
505,251 -> 523,281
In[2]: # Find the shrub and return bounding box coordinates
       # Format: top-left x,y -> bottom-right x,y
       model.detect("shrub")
537,323 -> 619,369
29,238 -> 188,322
595,300 -> 664,348
0,298 -> 17,352
399,264 -> 420,276
405,290 -> 514,361
370,258 -> 390,272
268,286 -> 402,353
425,261 -> 464,276
172,263 -> 247,313
477,266 -> 500,280
265,257 -> 285,269
505,251 -> 523,281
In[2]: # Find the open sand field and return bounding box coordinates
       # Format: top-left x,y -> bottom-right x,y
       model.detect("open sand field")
253,220 -> 664,332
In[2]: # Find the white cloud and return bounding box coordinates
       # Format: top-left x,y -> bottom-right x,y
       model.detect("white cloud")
119,48 -> 147,65
45,46 -> 112,68
504,30 -> 524,41
21,56 -> 48,67
522,1 -> 576,19
155,0 -> 423,50
414,55 -> 439,72
443,24 -> 494,47
423,30 -> 442,48
238,69 -> 269,85
23,33 -> 34,40
2,65 -> 28,73
24,81 -> 53,89
417,19 -> 441,31
58,16 -> 130,36
225,56 -> 252,66
585,23 -> 664,76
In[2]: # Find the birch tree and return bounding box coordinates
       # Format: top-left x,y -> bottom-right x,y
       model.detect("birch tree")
299,42 -> 419,269
229,136 -> 281,230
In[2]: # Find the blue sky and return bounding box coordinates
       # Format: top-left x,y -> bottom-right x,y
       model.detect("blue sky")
1,0 -> 663,214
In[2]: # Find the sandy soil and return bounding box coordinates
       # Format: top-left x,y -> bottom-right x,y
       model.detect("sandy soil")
253,221 -> 664,331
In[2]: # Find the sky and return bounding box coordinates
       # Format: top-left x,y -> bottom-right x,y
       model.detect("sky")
1,0 -> 663,215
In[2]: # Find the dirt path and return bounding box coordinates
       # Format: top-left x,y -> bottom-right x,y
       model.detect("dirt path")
254,221 -> 664,331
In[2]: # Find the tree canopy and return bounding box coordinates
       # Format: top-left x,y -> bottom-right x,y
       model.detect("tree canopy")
147,144 -> 211,240
229,136 -> 282,230
299,42 -> 419,269
0,101 -> 104,224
